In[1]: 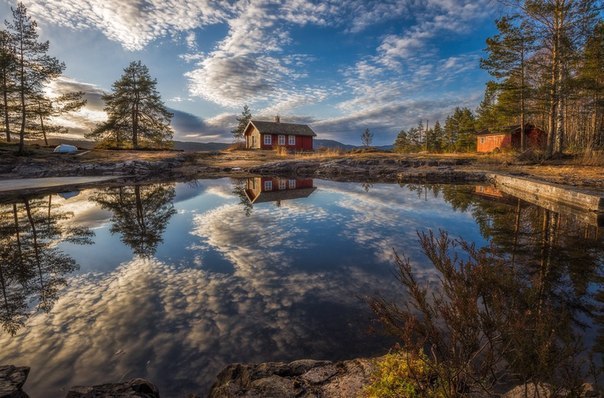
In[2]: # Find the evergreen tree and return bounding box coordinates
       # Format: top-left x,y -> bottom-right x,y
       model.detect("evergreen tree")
361,128 -> 373,147
577,21 -> 604,149
393,129 -> 411,153
481,16 -> 536,150
444,107 -> 476,152
0,29 -> 16,142
5,3 -> 64,154
231,104 -> 252,142
89,61 -> 173,149
514,0 -> 599,156
32,91 -> 86,146
427,121 -> 443,152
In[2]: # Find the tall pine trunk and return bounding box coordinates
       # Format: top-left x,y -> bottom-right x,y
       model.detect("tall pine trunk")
1,71 -> 10,142
17,28 -> 25,155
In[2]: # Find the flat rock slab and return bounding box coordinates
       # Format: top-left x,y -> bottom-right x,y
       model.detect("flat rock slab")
0,176 -> 119,193
208,358 -> 376,398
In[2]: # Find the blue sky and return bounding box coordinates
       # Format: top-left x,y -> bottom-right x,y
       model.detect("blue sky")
1,0 -> 501,145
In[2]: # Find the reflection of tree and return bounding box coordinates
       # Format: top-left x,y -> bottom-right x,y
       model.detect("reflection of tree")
231,180 -> 253,217
380,184 -> 604,391
372,230 -> 600,395
91,184 -> 176,257
0,195 -> 93,335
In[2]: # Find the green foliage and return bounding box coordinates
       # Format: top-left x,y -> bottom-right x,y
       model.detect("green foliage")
5,2 -> 65,153
88,61 -> 173,149
232,104 -> 252,142
365,351 -> 445,398
444,107 -> 476,152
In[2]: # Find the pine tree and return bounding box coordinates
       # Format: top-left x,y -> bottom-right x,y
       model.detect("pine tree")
481,16 -> 536,150
5,2 -> 64,153
232,104 -> 252,142
89,61 -> 173,149
32,91 -> 86,145
393,129 -> 411,153
577,21 -> 604,149
444,107 -> 476,152
0,29 -> 16,142
515,0 -> 599,156
427,121 -> 443,152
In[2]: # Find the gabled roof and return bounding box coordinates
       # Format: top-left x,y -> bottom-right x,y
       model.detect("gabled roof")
246,120 -> 317,137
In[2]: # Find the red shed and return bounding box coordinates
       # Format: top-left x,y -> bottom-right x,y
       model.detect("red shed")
244,117 -> 316,151
476,124 -> 546,153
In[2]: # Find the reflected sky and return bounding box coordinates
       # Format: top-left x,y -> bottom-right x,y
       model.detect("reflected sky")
0,179 -> 601,397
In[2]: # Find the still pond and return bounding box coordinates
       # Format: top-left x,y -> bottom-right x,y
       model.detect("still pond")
0,178 -> 602,396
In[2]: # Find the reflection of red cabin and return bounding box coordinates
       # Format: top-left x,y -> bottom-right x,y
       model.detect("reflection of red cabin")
244,177 -> 316,205
476,124 -> 546,153
244,117 -> 316,151
474,185 -> 504,199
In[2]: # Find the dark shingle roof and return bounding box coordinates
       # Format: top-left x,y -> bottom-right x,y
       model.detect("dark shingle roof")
476,124 -> 540,136
249,120 -> 317,137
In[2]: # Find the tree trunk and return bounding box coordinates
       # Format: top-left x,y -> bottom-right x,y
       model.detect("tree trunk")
1,70 -> 10,142
17,26 -> 25,155
39,102 -> 47,146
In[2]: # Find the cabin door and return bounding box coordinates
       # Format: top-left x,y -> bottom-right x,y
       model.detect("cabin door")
252,136 -> 256,148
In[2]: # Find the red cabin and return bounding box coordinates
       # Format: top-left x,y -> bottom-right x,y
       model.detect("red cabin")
476,124 -> 547,153
244,117 -> 316,151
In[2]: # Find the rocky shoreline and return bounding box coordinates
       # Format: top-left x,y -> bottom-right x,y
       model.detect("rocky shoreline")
4,360 -> 601,398
0,152 -> 488,184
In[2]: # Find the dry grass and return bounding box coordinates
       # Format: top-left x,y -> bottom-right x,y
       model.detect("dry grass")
574,149 -> 604,166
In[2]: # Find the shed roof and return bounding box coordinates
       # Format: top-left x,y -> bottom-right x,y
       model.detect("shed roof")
476,124 -> 542,136
247,120 -> 317,137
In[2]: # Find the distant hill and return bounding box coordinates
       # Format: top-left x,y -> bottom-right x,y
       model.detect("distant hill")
33,138 -> 391,152
173,141 -> 230,151
313,139 -> 357,150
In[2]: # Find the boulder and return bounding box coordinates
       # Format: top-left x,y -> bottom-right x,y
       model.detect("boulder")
66,378 -> 159,398
0,365 -> 30,398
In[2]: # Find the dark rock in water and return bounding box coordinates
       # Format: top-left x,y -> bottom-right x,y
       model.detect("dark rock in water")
208,358 -> 375,398
0,365 -> 30,398
66,378 -> 159,398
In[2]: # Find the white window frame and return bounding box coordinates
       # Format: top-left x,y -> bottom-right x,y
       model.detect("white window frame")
288,135 -> 296,145
278,134 -> 286,145
279,179 -> 287,190
264,180 -> 273,191
288,179 -> 296,189
264,134 -> 272,145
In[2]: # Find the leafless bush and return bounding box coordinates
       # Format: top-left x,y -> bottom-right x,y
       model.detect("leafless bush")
369,230 -> 595,397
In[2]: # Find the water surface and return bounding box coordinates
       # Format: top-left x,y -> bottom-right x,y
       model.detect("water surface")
0,178 -> 601,396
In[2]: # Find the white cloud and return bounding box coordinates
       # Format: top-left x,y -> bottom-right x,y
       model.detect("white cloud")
184,0 -> 335,112
21,0 -> 231,51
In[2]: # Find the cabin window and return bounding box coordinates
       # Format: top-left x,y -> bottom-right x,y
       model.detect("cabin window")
278,135 -> 286,145
480,137 -> 485,144
288,179 -> 296,189
288,135 -> 295,145
264,180 -> 272,191
279,179 -> 287,190
264,134 -> 272,145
